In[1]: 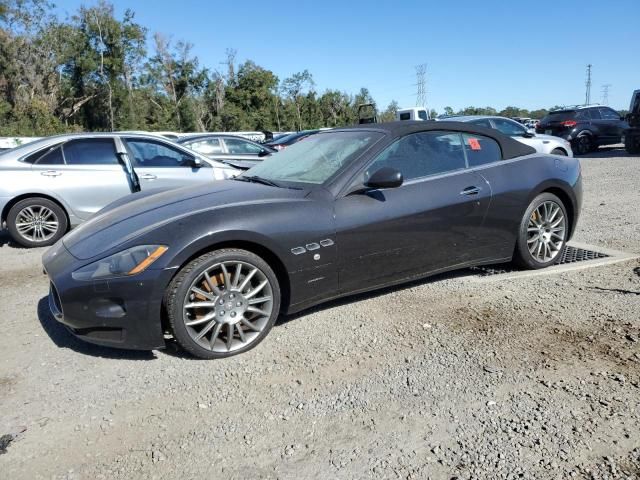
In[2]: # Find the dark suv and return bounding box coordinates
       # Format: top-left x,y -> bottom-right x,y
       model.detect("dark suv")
536,106 -> 628,155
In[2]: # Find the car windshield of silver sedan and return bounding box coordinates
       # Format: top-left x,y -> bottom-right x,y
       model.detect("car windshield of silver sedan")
245,131 -> 383,185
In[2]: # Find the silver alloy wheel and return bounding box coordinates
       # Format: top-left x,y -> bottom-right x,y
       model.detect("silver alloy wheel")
15,205 -> 60,243
527,200 -> 566,263
182,261 -> 273,353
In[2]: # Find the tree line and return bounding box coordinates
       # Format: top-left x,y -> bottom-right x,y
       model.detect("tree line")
0,0 -> 603,137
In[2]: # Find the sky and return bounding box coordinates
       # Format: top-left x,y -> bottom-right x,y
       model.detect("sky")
51,0 -> 640,112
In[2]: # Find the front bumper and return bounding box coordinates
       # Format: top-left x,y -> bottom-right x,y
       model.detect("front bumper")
0,196 -> 11,229
43,240 -> 172,350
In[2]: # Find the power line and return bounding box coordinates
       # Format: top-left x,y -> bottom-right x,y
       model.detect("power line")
601,84 -> 611,105
415,63 -> 427,107
585,64 -> 592,105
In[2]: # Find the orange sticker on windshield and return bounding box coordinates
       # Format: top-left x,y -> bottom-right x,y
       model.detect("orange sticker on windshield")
468,138 -> 481,150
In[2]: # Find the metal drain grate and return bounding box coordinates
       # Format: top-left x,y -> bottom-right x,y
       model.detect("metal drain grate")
469,245 -> 610,277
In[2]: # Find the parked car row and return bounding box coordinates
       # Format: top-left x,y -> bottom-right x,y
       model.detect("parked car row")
536,105 -> 628,155
5,103 -> 615,250
439,116 -> 573,156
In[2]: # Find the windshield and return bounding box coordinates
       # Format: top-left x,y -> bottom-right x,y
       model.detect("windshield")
246,131 -> 383,185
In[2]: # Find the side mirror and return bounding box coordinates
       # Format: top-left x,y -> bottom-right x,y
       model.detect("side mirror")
364,166 -> 403,190
189,157 -> 203,168
258,149 -> 270,157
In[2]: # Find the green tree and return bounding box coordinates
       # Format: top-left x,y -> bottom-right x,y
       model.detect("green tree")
144,32 -> 207,131
281,70 -> 314,130
379,100 -> 399,122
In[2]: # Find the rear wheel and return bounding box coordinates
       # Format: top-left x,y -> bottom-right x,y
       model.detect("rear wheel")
572,135 -> 592,155
165,249 -> 281,359
7,197 -> 68,248
513,193 -> 568,270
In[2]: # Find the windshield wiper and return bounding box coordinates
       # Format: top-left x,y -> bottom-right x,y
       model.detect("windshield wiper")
234,175 -> 281,188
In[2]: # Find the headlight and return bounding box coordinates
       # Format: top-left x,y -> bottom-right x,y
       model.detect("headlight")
72,245 -> 168,281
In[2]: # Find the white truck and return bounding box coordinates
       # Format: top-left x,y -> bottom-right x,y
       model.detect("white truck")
396,107 -> 430,121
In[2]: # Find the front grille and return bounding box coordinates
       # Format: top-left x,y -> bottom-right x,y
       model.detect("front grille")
469,245 -> 610,277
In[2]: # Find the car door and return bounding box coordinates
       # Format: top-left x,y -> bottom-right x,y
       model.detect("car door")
598,107 -> 626,142
29,138 -> 133,220
123,137 -> 218,191
458,133 -> 521,260
334,131 -> 491,293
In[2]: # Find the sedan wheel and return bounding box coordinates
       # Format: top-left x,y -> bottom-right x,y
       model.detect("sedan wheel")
7,197 -> 68,248
514,193 -> 568,269
166,249 -> 280,359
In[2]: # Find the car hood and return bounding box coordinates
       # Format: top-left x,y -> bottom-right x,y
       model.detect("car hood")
62,180 -> 308,260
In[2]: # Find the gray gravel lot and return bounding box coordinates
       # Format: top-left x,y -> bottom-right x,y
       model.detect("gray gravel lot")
1,148 -> 639,479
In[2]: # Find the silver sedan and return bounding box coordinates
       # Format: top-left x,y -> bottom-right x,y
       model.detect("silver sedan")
0,133 -> 239,247
440,115 -> 573,156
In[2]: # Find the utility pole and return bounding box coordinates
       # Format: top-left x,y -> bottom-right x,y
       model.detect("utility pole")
585,64 -> 592,105
601,84 -> 611,105
415,63 -> 427,107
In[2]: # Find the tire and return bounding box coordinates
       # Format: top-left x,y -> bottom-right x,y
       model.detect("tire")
513,193 -> 568,270
572,135 -> 592,155
626,134 -> 640,155
550,148 -> 567,156
165,248 -> 281,359
6,197 -> 68,248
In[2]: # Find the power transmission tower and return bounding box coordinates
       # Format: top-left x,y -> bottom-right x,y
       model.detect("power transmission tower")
601,84 -> 611,105
415,63 -> 427,107
585,64 -> 592,105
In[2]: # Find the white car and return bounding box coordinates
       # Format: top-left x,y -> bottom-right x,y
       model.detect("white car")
441,115 -> 573,156
0,133 -> 239,247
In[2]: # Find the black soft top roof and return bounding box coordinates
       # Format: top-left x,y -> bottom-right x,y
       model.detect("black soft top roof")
334,120 -> 537,160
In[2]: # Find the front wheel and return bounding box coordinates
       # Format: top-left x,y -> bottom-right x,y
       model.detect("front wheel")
165,249 -> 281,359
513,193 -> 568,270
551,148 -> 567,156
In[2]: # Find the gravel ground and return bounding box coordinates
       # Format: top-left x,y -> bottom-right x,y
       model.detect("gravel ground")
1,148 -> 639,479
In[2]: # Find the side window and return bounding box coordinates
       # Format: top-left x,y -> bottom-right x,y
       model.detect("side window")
125,139 -> 195,167
599,108 -> 620,120
63,139 -> 119,165
463,134 -> 502,167
492,118 -> 526,136
37,147 -> 65,165
24,145 -> 65,165
418,110 -> 428,120
471,119 -> 493,129
588,108 -> 602,120
399,112 -> 411,120
186,138 -> 223,155
224,138 -> 263,154
368,131 -> 466,181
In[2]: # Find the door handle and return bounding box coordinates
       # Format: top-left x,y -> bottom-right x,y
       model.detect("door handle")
139,174 -> 157,180
40,170 -> 62,177
460,186 -> 481,196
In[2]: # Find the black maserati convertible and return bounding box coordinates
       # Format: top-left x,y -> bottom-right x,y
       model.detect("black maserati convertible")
43,121 -> 582,359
